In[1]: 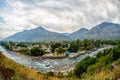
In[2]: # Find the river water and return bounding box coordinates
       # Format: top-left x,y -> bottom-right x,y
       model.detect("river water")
0,46 -> 112,72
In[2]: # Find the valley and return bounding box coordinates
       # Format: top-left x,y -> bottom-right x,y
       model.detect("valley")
0,0 -> 120,79
1,21 -> 120,79
0,40 -> 120,80
0,45 -> 112,74
3,22 -> 120,42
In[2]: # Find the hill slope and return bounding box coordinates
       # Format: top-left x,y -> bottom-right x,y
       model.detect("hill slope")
0,52 -> 60,80
69,28 -> 89,40
73,45 -> 120,80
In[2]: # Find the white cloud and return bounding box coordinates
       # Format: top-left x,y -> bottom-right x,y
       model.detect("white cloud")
0,0 -> 120,38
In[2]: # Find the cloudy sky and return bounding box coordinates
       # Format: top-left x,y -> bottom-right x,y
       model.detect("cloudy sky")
0,0 -> 120,38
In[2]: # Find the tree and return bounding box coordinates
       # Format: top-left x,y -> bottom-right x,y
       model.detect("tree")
68,41 -> 79,53
30,47 -> 45,56
113,46 -> 120,60
74,56 -> 96,77
16,42 -> 27,47
51,42 -> 61,53
56,46 -> 66,54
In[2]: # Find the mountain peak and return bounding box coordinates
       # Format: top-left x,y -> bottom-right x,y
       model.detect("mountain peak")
84,22 -> 120,40
36,26 -> 45,30
79,28 -> 88,31
101,22 -> 112,24
69,28 -> 89,39
98,22 -> 120,27
4,26 -> 70,42
91,22 -> 118,30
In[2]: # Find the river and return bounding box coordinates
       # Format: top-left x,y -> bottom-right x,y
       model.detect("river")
0,46 -> 112,73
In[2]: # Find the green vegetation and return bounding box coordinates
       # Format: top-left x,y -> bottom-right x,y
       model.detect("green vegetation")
68,41 -> 79,52
17,47 -> 45,56
1,39 -> 120,56
46,71 -> 54,76
29,47 -> 45,56
67,44 -> 120,79
74,56 -> 96,77
1,40 -> 120,80
56,46 -> 66,54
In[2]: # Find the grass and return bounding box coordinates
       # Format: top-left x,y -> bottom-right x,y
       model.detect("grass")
53,52 -> 65,56
112,65 -> 120,80
1,48 -> 120,80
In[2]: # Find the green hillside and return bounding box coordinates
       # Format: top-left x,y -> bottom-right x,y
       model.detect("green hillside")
67,45 -> 120,80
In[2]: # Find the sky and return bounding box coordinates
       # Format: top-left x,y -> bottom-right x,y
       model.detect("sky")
0,0 -> 120,38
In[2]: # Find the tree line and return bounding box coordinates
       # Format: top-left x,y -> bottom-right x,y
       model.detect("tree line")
0,39 -> 120,56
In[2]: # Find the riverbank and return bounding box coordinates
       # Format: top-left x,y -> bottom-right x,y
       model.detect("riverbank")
0,46 -> 113,74
0,51 -> 60,80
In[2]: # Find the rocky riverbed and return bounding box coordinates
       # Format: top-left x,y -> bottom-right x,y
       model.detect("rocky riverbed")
0,46 -> 113,74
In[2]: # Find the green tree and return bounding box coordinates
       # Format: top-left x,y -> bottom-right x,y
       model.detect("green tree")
30,47 -> 45,56
56,46 -> 66,54
68,41 -> 79,53
51,42 -> 61,53
87,64 -> 98,75
74,56 -> 96,77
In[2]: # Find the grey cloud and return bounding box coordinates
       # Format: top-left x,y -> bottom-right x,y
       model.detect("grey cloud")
0,17 -> 5,23
20,0 -> 120,30
0,0 -> 120,38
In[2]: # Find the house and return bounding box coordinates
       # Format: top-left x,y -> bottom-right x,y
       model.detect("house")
65,51 -> 71,55
45,49 -> 51,54
33,44 -> 39,47
41,45 -> 47,50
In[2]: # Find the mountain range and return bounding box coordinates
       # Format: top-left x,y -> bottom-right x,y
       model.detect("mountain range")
4,27 -> 71,42
3,22 -> 120,42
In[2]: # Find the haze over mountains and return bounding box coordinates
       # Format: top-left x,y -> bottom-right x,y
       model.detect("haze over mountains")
3,22 -> 120,42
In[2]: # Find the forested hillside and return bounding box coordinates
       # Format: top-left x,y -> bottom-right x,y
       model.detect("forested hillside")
67,45 -> 120,80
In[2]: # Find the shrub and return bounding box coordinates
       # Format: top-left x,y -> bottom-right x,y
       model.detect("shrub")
67,70 -> 75,78
87,64 -> 98,75
46,71 -> 54,76
74,56 -> 96,77
112,66 -> 120,80
30,47 -> 45,56
57,72 -> 64,78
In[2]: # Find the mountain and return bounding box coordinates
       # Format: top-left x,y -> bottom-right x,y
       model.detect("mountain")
69,28 -> 89,40
61,33 -> 70,36
3,22 -> 120,42
0,38 -> 3,41
4,27 -> 71,42
81,22 -> 120,40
